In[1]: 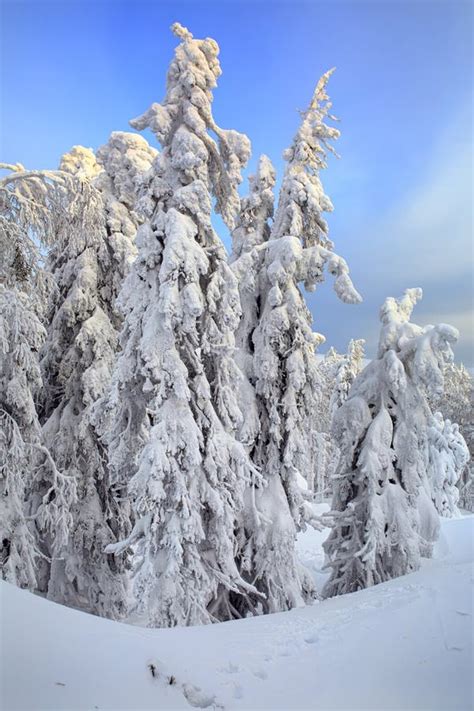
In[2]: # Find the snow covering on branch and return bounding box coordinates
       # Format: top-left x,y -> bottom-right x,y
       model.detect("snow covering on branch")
0,161 -> 98,313
101,23 -> 259,627
231,154 -> 276,262
58,145 -> 102,180
323,288 -> 461,598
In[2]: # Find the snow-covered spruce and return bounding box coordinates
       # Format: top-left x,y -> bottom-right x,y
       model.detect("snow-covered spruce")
232,70 -> 361,614
309,347 -> 344,499
39,138 -> 155,618
306,340 -> 365,501
0,164 -> 82,590
428,413 -> 469,518
329,338 -> 365,421
323,288 -> 460,598
430,363 -> 473,511
317,347 -> 344,431
0,287 -> 47,589
103,23 -> 260,627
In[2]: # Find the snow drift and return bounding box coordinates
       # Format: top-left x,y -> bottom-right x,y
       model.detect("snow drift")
1,515 -> 472,710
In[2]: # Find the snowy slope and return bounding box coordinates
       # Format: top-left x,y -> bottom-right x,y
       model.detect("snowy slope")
1,516 -> 472,711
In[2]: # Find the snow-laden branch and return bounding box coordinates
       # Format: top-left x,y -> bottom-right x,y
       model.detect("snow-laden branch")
104,514 -> 151,555
0,163 -> 103,298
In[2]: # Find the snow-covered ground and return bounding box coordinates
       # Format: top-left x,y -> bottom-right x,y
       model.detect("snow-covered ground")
1,515 -> 472,711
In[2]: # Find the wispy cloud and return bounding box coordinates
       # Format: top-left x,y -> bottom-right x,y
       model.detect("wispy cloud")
314,106 -> 473,366
369,117 -> 472,283
417,306 -> 474,366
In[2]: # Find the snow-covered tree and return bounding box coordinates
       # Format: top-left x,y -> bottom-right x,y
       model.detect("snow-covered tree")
233,70 -> 361,614
430,363 -> 474,511
329,338 -> 365,420
0,164 -> 81,589
317,348 -> 343,425
39,136 -> 156,617
0,287 -> 45,589
323,288 -> 459,598
308,341 -> 365,500
103,23 -> 261,627
428,412 -> 469,518
39,147 -> 116,610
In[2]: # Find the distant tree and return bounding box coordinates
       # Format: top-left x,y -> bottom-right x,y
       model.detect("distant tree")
103,23 -> 260,627
317,348 -> 343,425
309,348 -> 342,499
427,412 -> 469,518
329,338 -> 365,420
308,341 -> 365,501
430,363 -> 473,511
323,288 -> 459,598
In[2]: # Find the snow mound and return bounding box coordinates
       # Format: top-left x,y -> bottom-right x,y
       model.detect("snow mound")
1,516 -> 472,710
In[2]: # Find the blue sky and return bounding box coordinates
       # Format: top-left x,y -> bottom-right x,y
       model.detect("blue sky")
2,0 -> 472,364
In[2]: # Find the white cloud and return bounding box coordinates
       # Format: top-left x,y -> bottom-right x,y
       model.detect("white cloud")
417,307 -> 473,335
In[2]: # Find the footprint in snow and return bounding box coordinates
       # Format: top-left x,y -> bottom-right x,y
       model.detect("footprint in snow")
146,661 -> 223,709
219,661 -> 240,674
147,659 -> 164,679
182,683 -> 223,709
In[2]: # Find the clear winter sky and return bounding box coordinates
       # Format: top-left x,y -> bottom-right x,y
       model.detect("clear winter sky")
2,0 -> 473,365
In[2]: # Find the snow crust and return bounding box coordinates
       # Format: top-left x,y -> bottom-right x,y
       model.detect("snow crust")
1,515 -> 472,711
